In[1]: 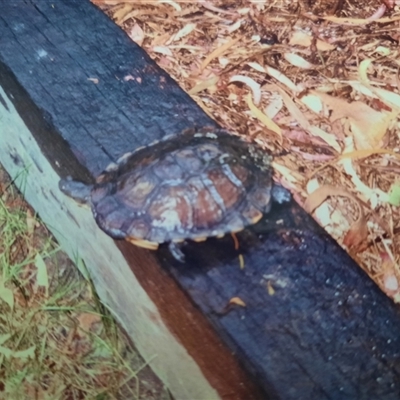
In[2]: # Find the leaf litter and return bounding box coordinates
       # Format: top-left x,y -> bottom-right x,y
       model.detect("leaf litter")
92,0 -> 400,300
0,166 -> 169,400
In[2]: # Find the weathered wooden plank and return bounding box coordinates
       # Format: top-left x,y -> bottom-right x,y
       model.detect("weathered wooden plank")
1,1 -> 400,399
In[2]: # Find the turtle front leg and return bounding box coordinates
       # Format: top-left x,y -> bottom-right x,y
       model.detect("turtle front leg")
168,242 -> 186,262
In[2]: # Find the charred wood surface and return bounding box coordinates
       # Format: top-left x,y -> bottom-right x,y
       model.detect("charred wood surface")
0,1 -> 400,399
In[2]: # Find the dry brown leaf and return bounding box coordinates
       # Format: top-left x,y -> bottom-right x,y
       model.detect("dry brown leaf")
323,15 -> 400,25
113,4 -> 133,24
343,215 -> 369,251
340,148 -> 400,161
77,312 -> 102,332
312,91 -> 391,150
246,93 -> 282,140
304,184 -> 361,214
200,37 -> 240,72
380,252 -> 400,298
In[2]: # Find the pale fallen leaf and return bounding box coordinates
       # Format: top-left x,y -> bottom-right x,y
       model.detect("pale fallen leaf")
284,53 -> 314,69
339,158 -> 390,206
384,274 -> 399,292
267,84 -> 310,128
152,45 -> 173,56
373,88 -> 400,108
270,85 -> 341,152
247,61 -> 266,73
340,148 -> 400,161
358,59 -> 400,112
309,126 -> 342,153
367,4 -> 387,21
226,20 -> 241,33
218,56 -> 229,68
230,75 -> 261,105
323,15 -> 400,25
348,80 -> 400,108
246,93 -> 282,140
272,161 -> 303,185
188,75 -> 219,95
289,31 -> 336,51
170,23 -> 196,42
128,23 -> 144,46
264,65 -> 300,92
264,93 -> 283,119
301,93 -> 324,115
201,1 -> 238,16
158,0 -> 181,12
359,59 -> 374,84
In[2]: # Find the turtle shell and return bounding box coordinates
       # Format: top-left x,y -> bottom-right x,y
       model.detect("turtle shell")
89,128 -> 273,249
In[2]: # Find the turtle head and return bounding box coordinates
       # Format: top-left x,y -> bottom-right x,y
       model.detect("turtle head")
59,177 -> 93,205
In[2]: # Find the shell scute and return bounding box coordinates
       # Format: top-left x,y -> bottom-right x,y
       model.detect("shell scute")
117,172 -> 159,209
188,177 -> 224,230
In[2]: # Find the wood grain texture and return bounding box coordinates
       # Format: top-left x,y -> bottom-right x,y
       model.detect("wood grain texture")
1,1 -> 400,399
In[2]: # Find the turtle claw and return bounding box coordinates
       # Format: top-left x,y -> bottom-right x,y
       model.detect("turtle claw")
168,242 -> 186,262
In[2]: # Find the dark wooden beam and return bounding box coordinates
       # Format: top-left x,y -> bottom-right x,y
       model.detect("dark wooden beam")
0,1 -> 399,399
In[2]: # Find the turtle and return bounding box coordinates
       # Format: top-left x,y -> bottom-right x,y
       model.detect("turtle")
59,127 -> 286,261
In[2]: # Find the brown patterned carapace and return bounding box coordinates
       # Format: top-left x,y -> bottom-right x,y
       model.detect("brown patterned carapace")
60,128 -> 273,256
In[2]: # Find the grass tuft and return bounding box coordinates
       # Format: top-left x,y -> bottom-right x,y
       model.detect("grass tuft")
0,168 -> 167,400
